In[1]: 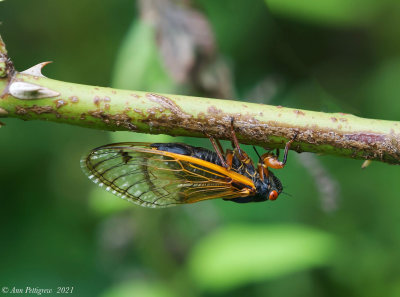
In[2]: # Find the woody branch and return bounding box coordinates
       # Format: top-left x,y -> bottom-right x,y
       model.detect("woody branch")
0,35 -> 399,165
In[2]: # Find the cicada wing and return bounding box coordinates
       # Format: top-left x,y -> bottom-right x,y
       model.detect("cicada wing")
81,143 -> 255,208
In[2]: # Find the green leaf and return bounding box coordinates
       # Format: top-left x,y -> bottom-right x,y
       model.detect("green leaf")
188,224 -> 337,291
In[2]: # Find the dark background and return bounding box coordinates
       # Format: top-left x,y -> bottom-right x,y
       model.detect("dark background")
1,0 -> 400,296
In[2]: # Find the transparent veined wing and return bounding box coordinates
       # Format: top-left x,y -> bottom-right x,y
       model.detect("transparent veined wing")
81,143 -> 256,208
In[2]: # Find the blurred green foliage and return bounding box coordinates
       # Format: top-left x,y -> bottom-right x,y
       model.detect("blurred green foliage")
112,21 -> 175,93
188,224 -> 337,291
265,0 -> 382,26
100,281 -> 175,297
1,1 -> 400,297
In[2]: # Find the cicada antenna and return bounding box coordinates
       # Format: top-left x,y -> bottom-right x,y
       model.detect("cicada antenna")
253,146 -> 262,161
280,192 -> 293,198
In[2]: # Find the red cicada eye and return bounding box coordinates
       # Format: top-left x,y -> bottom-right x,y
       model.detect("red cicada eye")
269,190 -> 278,201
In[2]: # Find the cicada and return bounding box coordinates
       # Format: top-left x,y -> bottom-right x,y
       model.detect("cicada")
81,121 -> 297,208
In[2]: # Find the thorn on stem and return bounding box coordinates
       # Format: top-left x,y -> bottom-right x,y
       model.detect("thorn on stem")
21,61 -> 53,78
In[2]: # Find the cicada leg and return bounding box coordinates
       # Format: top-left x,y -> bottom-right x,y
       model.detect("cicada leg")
230,118 -> 252,164
215,138 -> 235,169
215,138 -> 225,156
225,149 -> 234,169
261,132 -> 298,174
207,134 -> 229,169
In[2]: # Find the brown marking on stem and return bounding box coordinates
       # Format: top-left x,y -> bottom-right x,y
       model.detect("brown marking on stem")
22,105 -> 55,115
69,96 -> 79,103
88,110 -> 137,131
331,117 -> 338,122
0,107 -> 8,116
93,96 -> 101,106
133,108 -> 145,117
105,104 -> 110,110
15,106 -> 28,115
294,110 -> 305,116
31,106 -> 55,114
15,105 -> 60,118
80,113 -> 86,120
89,110 -> 109,123
93,96 -> 111,107
55,99 -> 67,109
339,118 -> 348,122
207,105 -> 222,114
344,133 -> 386,145
147,106 -> 165,114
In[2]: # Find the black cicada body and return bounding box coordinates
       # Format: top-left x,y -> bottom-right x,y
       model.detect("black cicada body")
81,121 -> 296,208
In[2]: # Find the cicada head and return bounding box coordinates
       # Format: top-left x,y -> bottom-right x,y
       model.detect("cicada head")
252,170 -> 283,202
266,171 -> 283,201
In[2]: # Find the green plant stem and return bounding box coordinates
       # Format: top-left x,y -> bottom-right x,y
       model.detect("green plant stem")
0,56 -> 399,165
